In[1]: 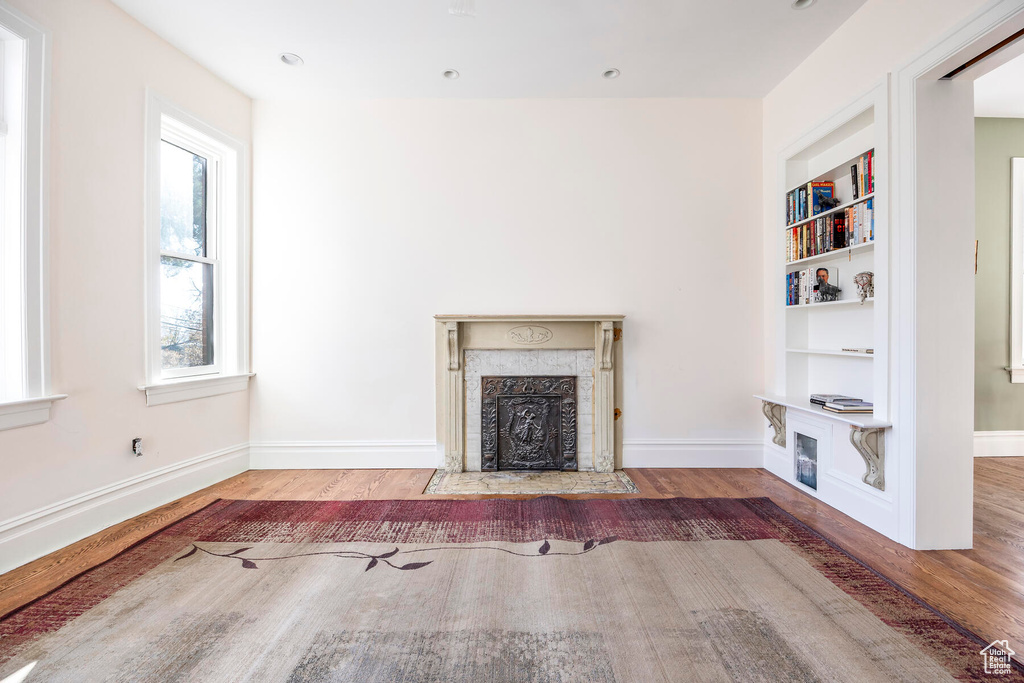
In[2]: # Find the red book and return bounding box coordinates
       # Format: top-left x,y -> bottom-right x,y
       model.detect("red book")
868,150 -> 874,194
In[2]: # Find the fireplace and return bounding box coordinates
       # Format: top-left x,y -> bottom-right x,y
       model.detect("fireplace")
434,315 -> 624,473
481,376 -> 577,471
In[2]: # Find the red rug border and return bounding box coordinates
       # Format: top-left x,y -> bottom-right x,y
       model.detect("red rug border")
744,497 -> 1023,672
0,498 -> 229,622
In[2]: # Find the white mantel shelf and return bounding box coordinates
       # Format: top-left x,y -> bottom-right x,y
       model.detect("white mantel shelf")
435,314 -> 626,322
755,393 -> 891,429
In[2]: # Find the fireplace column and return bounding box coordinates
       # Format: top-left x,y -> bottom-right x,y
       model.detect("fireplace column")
443,321 -> 464,473
594,321 -> 615,472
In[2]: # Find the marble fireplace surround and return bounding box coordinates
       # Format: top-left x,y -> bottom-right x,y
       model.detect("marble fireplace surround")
435,315 -> 624,473
469,352 -> 592,471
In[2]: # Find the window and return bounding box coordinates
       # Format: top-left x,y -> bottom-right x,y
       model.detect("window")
0,6 -> 62,431
143,94 -> 249,405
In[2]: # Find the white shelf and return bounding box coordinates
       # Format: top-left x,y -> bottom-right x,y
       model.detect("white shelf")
786,348 -> 874,358
784,192 -> 875,230
786,241 -> 873,268
755,393 -> 890,429
786,297 -> 873,311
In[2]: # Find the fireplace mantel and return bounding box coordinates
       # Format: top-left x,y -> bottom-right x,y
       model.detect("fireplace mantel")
435,315 -> 624,473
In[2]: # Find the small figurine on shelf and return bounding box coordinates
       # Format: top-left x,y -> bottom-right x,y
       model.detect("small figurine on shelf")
854,271 -> 874,303
817,191 -> 842,211
814,267 -> 841,303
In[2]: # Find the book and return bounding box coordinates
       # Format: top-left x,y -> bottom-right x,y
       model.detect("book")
858,156 -> 865,200
810,393 -> 858,406
823,405 -> 873,414
867,150 -> 874,194
813,266 -> 839,303
824,399 -> 873,413
841,348 -> 873,354
809,181 -> 834,216
851,163 -> 859,199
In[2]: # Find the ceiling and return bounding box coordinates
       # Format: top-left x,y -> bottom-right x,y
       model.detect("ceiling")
975,47 -> 1024,118
110,0 -> 868,100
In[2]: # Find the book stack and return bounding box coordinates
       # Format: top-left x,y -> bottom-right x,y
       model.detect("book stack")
851,150 -> 874,199
786,267 -> 838,306
786,181 -> 834,225
823,398 -> 873,414
786,198 -> 873,262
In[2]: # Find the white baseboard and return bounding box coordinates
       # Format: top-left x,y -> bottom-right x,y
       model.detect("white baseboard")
249,441 -> 441,469
974,431 -> 1024,457
0,443 -> 249,576
250,439 -> 764,469
621,439 -> 764,468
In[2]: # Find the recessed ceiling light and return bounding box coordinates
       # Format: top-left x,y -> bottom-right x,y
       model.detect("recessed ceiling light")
792,0 -> 817,9
603,69 -> 620,79
443,69 -> 460,80
279,53 -> 304,66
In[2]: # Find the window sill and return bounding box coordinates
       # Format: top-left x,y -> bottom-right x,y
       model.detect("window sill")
0,395 -> 68,431
139,373 -> 254,406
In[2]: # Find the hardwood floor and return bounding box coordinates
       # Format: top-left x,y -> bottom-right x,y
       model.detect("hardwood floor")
2,460 -> 1022,654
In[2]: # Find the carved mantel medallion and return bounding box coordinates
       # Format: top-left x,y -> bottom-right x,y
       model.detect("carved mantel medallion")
507,325 -> 553,345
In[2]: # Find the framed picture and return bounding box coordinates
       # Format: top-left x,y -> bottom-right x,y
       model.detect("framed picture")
794,433 -> 818,490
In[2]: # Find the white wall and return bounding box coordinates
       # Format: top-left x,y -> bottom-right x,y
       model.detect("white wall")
251,98 -> 764,463
0,0 -> 252,570
761,0 -> 990,548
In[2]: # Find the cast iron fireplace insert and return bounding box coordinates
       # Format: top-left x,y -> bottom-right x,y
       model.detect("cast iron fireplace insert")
480,375 -> 578,471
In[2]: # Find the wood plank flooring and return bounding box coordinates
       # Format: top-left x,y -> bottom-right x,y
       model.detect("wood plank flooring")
2,460 -> 1022,654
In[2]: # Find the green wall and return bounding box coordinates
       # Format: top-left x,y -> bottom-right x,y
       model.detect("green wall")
975,117 -> 1024,431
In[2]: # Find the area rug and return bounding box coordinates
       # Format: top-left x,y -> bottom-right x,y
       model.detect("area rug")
423,469 -> 640,495
0,498 -> 1017,682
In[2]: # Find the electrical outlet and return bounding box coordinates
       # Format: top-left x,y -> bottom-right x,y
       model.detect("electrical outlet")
132,438 -> 143,456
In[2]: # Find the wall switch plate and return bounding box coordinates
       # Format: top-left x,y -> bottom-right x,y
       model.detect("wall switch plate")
132,438 -> 143,456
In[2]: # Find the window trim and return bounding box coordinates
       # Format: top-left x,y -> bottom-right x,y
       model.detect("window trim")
143,92 -> 250,404
0,2 -> 57,431
157,128 -> 222,380
1010,158 -> 1024,382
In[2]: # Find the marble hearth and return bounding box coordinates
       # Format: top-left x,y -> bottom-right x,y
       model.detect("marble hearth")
434,315 -> 624,473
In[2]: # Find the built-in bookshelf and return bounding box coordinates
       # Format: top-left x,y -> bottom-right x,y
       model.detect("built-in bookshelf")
777,103 -> 888,416
758,86 -> 894,539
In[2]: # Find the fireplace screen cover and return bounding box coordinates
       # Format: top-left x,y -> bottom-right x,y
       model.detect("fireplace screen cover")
481,376 -> 577,471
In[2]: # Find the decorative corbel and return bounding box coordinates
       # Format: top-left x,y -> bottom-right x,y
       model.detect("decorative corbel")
761,401 -> 786,448
600,321 -> 614,371
849,427 -> 885,491
446,322 -> 460,371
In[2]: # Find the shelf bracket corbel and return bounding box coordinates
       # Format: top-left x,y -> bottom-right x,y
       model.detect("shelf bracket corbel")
849,426 -> 885,490
761,401 -> 786,448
